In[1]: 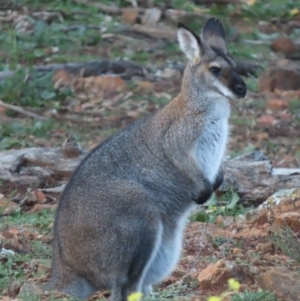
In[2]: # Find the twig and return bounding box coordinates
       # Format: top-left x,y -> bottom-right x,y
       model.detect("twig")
73,0 -> 145,14
61,24 -> 102,33
41,185 -> 66,193
0,100 -> 46,120
116,24 -> 177,40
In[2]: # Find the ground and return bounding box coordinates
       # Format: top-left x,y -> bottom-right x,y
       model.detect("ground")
0,0 -> 300,300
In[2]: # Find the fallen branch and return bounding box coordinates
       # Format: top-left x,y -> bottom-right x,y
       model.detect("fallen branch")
0,60 -> 147,82
116,24 -> 177,40
0,144 -> 299,205
73,1 -> 145,14
236,61 -> 263,77
0,100 -> 46,120
221,151 -> 300,203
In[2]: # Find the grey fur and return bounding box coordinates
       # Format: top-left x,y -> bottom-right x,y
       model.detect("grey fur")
49,18 -> 246,301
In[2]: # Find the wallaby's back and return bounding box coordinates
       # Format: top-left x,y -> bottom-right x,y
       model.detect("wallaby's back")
49,18 -> 246,301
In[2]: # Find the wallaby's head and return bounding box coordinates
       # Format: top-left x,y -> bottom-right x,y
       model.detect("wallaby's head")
177,18 -> 247,102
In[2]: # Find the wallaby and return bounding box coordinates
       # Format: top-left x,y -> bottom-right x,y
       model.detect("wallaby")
49,18 -> 246,301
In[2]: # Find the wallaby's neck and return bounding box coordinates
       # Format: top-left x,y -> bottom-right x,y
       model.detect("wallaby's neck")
145,66 -> 231,200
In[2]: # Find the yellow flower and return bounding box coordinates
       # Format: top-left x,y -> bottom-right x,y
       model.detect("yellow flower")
247,0 -> 256,5
127,292 -> 143,301
290,8 -> 299,16
228,278 -> 241,291
208,297 -> 222,301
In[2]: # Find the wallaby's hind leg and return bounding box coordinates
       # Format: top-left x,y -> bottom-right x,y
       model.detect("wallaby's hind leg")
49,249 -> 96,300
109,222 -> 163,301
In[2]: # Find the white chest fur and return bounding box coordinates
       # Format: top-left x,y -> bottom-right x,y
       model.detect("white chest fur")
192,114 -> 229,183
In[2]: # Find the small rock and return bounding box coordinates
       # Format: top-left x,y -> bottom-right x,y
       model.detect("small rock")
263,253 -> 273,261
17,283 -> 43,299
121,9 -> 139,25
82,75 -> 127,94
52,70 -> 72,89
256,242 -> 273,253
158,68 -> 181,80
256,115 -> 276,126
274,212 -> 300,231
249,266 -> 259,275
266,99 -> 289,111
259,188 -> 300,214
142,8 -> 162,26
171,266 -> 186,279
0,197 -> 19,216
181,272 -> 199,285
251,258 -> 264,266
215,215 -> 224,226
234,226 -> 267,239
34,189 -> 47,204
232,248 -> 243,255
220,216 -> 234,227
256,267 -> 300,301
164,9 -> 185,24
247,209 -> 269,225
31,204 -> 55,213
37,263 -> 51,274
0,248 -> 16,257
136,80 -> 154,91
271,37 -> 297,55
259,67 -> 300,92
197,259 -> 233,290
235,214 -> 246,224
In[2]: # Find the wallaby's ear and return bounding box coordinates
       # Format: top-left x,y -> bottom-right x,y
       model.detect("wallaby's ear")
177,22 -> 201,64
202,18 -> 227,53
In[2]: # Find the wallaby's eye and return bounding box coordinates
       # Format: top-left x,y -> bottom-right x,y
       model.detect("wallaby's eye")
209,66 -> 221,75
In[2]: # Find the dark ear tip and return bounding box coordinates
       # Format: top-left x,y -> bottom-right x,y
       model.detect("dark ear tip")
203,17 -> 225,39
206,17 -> 223,26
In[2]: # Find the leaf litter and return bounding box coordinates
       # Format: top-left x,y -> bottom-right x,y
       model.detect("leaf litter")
1,0 -> 300,300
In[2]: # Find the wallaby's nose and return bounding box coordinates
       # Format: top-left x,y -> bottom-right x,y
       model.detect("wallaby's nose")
234,83 -> 247,98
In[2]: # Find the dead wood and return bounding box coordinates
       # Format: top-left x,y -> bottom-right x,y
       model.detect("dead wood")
0,100 -> 46,120
116,24 -> 177,40
236,61 -> 263,77
0,147 -> 87,187
0,60 -> 147,82
0,145 -> 299,205
222,151 -> 300,203
73,1 -> 145,14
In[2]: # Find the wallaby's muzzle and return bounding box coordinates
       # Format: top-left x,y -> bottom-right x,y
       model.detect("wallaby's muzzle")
230,72 -> 247,99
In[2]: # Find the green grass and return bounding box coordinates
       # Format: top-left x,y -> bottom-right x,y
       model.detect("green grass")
144,283 -> 195,301
273,226 -> 300,263
0,69 -> 72,107
0,208 -> 54,295
209,0 -> 300,21
190,189 -> 251,224
231,289 -> 278,301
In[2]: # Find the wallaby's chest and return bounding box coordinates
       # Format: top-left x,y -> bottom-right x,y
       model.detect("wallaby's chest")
192,117 -> 229,182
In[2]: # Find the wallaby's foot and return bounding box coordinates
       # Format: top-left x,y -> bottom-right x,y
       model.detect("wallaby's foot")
50,255 -> 96,300
213,168 -> 224,191
49,276 -> 96,300
192,177 -> 213,204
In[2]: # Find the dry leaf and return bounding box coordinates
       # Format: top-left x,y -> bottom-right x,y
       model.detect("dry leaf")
122,8 -> 139,25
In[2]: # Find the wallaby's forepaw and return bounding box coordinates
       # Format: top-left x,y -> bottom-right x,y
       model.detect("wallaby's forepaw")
192,178 -> 213,205
213,168 -> 224,191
